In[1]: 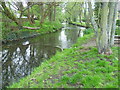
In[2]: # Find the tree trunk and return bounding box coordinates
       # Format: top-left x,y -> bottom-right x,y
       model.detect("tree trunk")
88,1 -> 117,55
110,2 -> 118,46
49,4 -> 53,21
53,5 -> 56,21
19,2 -> 24,27
40,3 -> 44,21
107,2 -> 116,48
84,2 -> 90,27
79,3 -> 83,23
1,2 -> 21,27
98,2 -> 109,54
94,2 -> 101,28
31,14 -> 35,24
27,7 -> 33,24
88,2 -> 98,36
97,3 -> 101,28
27,2 -> 35,24
40,4 -> 53,24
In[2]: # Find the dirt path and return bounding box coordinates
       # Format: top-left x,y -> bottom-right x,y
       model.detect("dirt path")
82,37 -> 120,47
82,37 -> 96,47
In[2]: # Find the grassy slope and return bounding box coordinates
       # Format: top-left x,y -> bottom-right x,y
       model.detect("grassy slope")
2,20 -> 62,41
69,21 -> 92,28
9,33 -> 118,88
22,20 -> 62,33
70,21 -> 120,35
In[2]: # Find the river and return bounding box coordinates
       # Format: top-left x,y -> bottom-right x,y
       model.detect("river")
1,23 -> 86,88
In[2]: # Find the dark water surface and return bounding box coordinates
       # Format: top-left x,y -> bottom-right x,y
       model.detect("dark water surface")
1,23 -> 86,88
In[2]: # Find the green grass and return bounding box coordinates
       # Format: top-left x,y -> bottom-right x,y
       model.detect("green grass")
83,28 -> 94,34
70,21 -> 92,28
2,20 -> 62,41
8,33 -> 118,88
20,20 -> 62,34
115,27 -> 120,35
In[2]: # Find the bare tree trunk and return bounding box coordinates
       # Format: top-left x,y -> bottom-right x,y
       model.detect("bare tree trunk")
18,2 -> 24,27
107,2 -> 116,49
98,2 -> 109,54
53,5 -> 56,21
49,4 -> 53,21
79,3 -> 83,23
88,1 -> 117,55
40,4 -> 53,24
31,14 -> 35,24
27,6 -> 33,24
27,2 -> 35,24
1,2 -> 20,26
94,2 -> 101,28
84,2 -> 90,27
40,3 -> 44,21
110,2 -> 118,46
88,2 -> 98,36
97,3 -> 101,28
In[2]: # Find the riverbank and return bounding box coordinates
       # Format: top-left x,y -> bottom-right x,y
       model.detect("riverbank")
69,21 -> 120,36
69,21 -> 92,28
2,20 -> 62,44
8,33 -> 118,88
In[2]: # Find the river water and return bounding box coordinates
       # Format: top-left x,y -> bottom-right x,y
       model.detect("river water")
1,23 -> 86,88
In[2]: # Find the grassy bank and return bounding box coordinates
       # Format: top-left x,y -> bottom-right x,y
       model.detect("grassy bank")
9,33 -> 118,88
69,21 -> 120,36
115,26 -> 120,35
69,21 -> 92,28
2,20 -> 62,43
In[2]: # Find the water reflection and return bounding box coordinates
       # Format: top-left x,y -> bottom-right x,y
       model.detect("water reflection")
2,43 -> 58,88
59,30 -> 68,48
22,41 -> 29,45
78,30 -> 84,37
2,24 -> 86,88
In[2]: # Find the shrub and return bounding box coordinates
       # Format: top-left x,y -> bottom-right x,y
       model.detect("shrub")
116,20 -> 120,26
83,29 -> 94,34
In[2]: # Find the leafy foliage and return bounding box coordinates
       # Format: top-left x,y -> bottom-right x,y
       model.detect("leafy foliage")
83,28 -> 94,34
115,27 -> 120,35
116,20 -> 120,26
